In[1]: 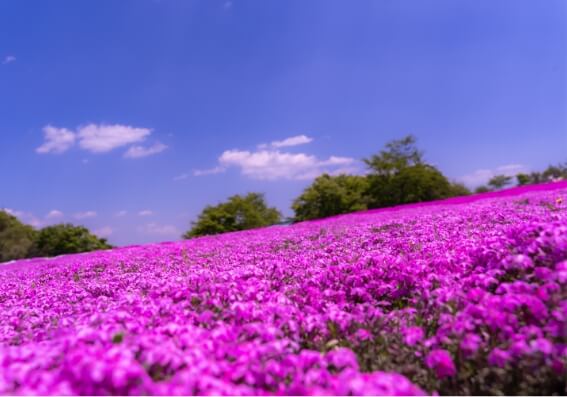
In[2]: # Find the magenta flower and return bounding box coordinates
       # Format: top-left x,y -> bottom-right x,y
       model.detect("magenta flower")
488,348 -> 511,368
403,326 -> 425,346
460,333 -> 481,357
425,349 -> 456,378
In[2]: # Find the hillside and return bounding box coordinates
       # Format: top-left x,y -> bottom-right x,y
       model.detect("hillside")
1,182 -> 566,395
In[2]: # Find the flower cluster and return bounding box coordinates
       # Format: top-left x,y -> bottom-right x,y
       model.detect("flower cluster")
1,182 -> 566,395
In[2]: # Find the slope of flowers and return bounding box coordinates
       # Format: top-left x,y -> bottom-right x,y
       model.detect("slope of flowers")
1,182 -> 566,395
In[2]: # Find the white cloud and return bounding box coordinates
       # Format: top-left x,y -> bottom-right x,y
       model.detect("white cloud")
124,142 -> 167,159
115,210 -> 127,217
94,226 -> 113,238
138,210 -> 153,216
36,123 -> 167,159
2,55 -> 16,65
36,125 -> 76,154
259,134 -> 313,149
46,210 -> 63,219
218,149 -> 355,180
173,173 -> 190,181
78,124 -> 151,153
223,1 -> 233,9
74,211 -> 97,220
460,164 -> 528,187
139,223 -> 179,236
272,134 -> 313,148
193,166 -> 226,177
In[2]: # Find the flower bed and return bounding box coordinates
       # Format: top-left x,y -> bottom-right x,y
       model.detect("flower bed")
1,182 -> 566,395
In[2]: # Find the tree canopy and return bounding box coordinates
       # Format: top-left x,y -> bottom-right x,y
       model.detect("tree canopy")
0,210 -> 37,262
363,135 -> 465,209
28,224 -> 112,258
488,174 -> 513,190
291,135 -> 470,221
184,193 -> 281,238
292,174 -> 369,221
363,135 -> 423,176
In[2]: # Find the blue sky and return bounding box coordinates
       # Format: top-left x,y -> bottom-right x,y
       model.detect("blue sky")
1,0 -> 565,246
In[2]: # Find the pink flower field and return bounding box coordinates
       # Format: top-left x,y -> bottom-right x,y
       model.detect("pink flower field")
1,182 -> 566,395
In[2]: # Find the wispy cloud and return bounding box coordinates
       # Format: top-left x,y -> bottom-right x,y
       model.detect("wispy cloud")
193,166 -> 226,177
139,223 -> 179,236
46,210 -> 63,219
173,173 -> 190,181
115,210 -> 127,217
258,134 -> 313,149
77,124 -> 151,153
460,164 -> 528,188
36,125 -> 76,154
94,226 -> 113,238
36,123 -> 165,158
138,210 -> 154,217
223,1 -> 233,10
74,211 -> 97,220
2,55 -> 16,65
124,142 -> 167,159
218,149 -> 356,180
195,134 -> 355,180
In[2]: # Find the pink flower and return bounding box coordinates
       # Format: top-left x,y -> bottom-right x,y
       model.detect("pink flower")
403,326 -> 424,346
425,349 -> 456,378
460,333 -> 481,357
488,348 -> 511,368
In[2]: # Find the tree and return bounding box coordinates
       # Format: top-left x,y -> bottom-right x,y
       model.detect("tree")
28,224 -> 112,258
292,174 -> 369,221
363,135 -> 423,177
474,185 -> 491,194
0,210 -> 37,262
448,182 -> 471,197
380,164 -> 455,206
184,193 -> 281,238
364,135 -> 455,208
516,173 -> 531,186
488,174 -> 512,190
542,163 -> 567,181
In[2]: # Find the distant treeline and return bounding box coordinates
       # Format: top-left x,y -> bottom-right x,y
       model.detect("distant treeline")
0,215 -> 112,262
185,135 -> 566,237
2,136 -> 565,261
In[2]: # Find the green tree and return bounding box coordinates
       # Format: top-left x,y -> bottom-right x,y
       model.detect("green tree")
488,174 -> 513,190
381,164 -> 454,206
516,173 -> 531,186
363,135 -> 423,176
0,210 -> 37,262
28,224 -> 112,258
448,182 -> 471,197
474,185 -> 491,194
364,135 -> 455,208
542,163 -> 567,181
184,193 -> 281,238
292,174 -> 369,221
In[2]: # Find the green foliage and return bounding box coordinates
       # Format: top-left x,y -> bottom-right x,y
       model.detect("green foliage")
448,182 -> 471,197
292,136 -> 467,221
184,193 -> 281,238
516,173 -> 531,186
292,174 -> 369,221
515,163 -> 567,187
364,136 -> 455,208
474,185 -> 491,194
369,164 -> 454,207
487,174 -> 513,190
0,210 -> 37,262
363,135 -> 423,176
28,224 -> 112,258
